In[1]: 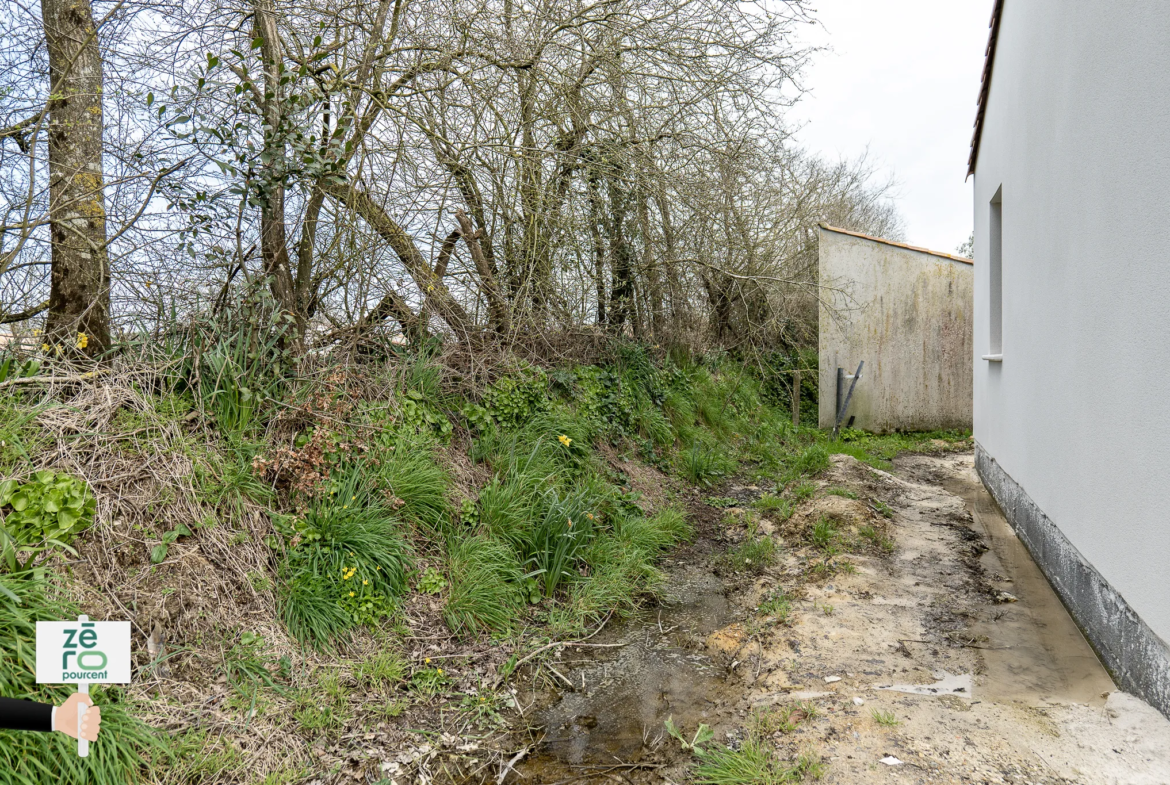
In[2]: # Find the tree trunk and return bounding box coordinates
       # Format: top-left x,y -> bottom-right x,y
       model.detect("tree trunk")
41,0 -> 111,356
254,0 -> 297,334
455,210 -> 510,336
324,181 -> 473,339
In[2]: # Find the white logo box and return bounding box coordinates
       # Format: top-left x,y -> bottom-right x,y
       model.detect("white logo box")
35,620 -> 131,684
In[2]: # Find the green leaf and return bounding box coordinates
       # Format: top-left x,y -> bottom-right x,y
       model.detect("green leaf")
150,544 -> 168,564
0,479 -> 16,505
10,493 -> 29,512
32,470 -> 55,484
56,509 -> 79,529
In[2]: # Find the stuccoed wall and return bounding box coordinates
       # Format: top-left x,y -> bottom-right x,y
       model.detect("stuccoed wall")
971,1 -> 1170,716
817,226 -> 973,433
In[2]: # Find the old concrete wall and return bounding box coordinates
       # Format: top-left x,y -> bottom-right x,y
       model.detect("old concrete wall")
971,1 -> 1170,716
817,226 -> 973,433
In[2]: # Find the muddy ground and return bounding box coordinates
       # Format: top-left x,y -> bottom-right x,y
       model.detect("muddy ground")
500,452 -> 1170,785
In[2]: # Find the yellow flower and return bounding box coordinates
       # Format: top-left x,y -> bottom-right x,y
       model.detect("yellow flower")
41,344 -> 50,353
566,518 -> 573,528
54,344 -> 62,356
586,513 -> 594,521
437,668 -> 443,675
363,579 -> 369,585
349,591 -> 355,597
558,434 -> 572,447
76,332 -> 88,349
424,658 -> 431,664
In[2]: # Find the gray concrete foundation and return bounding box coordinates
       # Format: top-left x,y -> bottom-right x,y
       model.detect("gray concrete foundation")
975,442 -> 1170,719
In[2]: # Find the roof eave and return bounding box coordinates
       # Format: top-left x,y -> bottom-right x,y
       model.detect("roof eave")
967,0 -> 1004,179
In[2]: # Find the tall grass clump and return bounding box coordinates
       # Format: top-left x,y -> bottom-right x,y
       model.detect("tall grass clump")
0,572 -> 165,783
443,534 -> 524,635
373,436 -> 449,531
278,485 -> 413,648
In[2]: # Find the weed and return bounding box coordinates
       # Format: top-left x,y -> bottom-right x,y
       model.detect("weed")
758,590 -> 792,623
871,708 -> 900,727
224,631 -> 284,704
824,486 -> 857,499
809,518 -> 838,551
410,665 -> 449,697
871,500 -> 894,518
721,536 -> 776,574
798,700 -> 821,720
753,494 -> 793,519
356,648 -> 407,688
788,481 -> 817,503
679,443 -> 733,487
615,508 -> 691,554
276,489 -> 412,647
293,672 -> 348,733
694,735 -> 793,784
664,716 -> 714,753
417,567 -> 448,595
705,496 -> 739,508
858,525 -> 895,554
459,689 -> 509,729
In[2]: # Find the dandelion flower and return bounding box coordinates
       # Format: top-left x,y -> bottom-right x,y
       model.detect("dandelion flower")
437,668 -> 443,675
349,591 -> 355,597
425,658 -> 431,664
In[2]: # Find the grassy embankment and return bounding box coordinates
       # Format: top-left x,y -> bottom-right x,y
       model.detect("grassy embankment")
0,340 -> 965,784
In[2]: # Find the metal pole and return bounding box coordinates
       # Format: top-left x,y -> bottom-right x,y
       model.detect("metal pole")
833,361 -> 864,439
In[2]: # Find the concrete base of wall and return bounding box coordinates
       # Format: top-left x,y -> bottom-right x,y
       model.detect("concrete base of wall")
975,443 -> 1170,719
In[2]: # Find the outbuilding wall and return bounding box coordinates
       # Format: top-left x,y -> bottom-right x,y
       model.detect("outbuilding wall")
817,227 -> 973,433
972,0 -> 1170,716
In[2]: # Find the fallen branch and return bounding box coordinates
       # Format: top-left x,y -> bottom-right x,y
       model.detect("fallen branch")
0,369 -> 110,390
496,746 -> 528,785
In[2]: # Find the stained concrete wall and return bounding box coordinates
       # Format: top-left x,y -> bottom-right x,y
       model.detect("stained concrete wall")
817,226 -> 973,433
971,1 -> 1170,717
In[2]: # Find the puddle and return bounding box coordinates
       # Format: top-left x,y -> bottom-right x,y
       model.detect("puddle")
519,567 -> 740,777
877,670 -> 973,696
943,472 -> 1115,705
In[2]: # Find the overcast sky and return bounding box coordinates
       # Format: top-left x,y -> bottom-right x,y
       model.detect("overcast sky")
788,0 -> 992,253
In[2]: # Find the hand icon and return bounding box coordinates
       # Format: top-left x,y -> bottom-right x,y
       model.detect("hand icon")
54,693 -> 100,742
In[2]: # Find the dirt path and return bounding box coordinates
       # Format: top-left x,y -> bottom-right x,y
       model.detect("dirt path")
724,452 -> 1170,784
515,451 -> 1170,784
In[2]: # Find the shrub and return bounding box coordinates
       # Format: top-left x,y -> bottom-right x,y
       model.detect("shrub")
443,535 -> 524,635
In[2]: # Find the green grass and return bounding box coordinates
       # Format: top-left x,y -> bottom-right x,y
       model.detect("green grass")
276,488 -> 413,648
858,524 -> 895,553
355,648 -> 407,688
809,518 -> 838,551
758,590 -> 792,623
443,534 -> 524,635
753,494 -> 793,519
374,436 -> 449,531
788,481 -> 817,502
680,443 -> 733,487
871,708 -> 899,727
824,486 -> 857,499
694,735 -> 806,784
721,536 -> 776,574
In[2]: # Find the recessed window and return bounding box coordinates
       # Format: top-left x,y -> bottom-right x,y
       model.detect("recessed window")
989,187 -> 1003,356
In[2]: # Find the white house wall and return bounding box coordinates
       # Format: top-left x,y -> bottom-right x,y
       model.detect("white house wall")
818,228 -> 973,433
973,0 -> 1170,713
